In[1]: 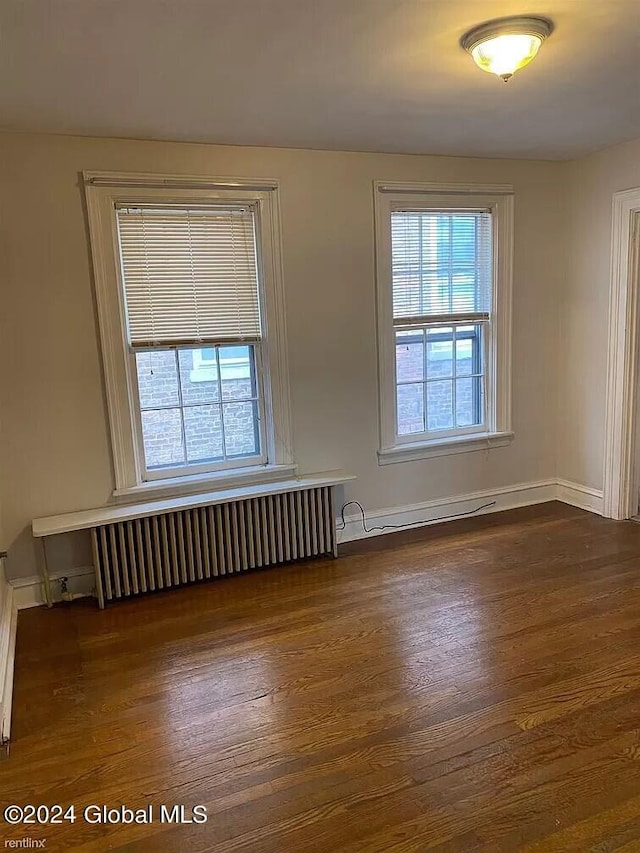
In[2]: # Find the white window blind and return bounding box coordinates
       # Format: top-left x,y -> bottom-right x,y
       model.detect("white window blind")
391,210 -> 492,327
116,205 -> 262,348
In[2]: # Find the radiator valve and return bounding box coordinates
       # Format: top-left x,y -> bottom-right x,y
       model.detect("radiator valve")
58,576 -> 72,602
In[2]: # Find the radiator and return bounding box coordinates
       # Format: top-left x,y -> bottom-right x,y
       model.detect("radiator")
89,486 -> 336,607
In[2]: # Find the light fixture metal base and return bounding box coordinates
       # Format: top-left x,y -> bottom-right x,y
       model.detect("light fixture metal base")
461,16 -> 553,54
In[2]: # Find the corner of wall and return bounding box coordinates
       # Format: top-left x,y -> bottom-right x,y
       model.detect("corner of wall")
554,158 -> 576,489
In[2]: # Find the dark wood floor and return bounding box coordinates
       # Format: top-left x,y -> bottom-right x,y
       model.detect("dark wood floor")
5,502 -> 640,851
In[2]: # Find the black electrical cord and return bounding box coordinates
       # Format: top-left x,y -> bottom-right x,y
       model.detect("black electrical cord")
336,499 -> 497,534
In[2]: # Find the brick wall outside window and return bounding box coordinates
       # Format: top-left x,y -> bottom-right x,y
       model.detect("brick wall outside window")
136,350 -> 258,469
395,343 -> 477,435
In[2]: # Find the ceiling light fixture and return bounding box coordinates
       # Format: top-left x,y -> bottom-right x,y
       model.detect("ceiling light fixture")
461,16 -> 553,82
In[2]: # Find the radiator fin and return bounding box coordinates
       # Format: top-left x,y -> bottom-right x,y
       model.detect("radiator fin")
93,486 -> 336,606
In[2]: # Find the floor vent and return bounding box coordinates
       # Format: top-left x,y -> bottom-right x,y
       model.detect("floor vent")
90,486 -> 336,607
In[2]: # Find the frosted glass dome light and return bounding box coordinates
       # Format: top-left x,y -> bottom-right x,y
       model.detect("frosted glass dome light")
461,17 -> 553,82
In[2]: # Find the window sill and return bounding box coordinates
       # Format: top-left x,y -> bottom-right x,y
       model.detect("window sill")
377,431 -> 514,465
34,470 -> 355,538
112,463 -> 298,503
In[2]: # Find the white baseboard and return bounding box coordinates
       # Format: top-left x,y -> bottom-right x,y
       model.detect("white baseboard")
337,479 -> 558,543
556,479 -> 604,515
0,557 -> 18,743
337,478 -> 605,543
11,566 -> 95,610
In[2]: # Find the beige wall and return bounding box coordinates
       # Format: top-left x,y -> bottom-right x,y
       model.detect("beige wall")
0,408 -> 4,554
0,132 -> 567,580
558,137 -> 640,490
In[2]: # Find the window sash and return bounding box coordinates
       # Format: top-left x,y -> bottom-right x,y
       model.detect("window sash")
394,324 -> 486,441
130,344 -> 267,480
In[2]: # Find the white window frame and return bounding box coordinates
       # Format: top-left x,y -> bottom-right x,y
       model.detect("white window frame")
374,181 -> 514,464
84,171 -> 294,498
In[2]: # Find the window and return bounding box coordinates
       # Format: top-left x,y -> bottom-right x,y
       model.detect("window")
134,345 -> 262,471
116,204 -> 266,478
375,182 -> 514,463
85,173 -> 293,495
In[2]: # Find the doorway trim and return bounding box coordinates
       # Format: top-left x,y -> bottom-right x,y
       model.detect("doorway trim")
603,188 -> 640,519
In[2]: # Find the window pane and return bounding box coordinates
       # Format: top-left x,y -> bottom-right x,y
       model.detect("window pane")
141,408 -> 185,468
395,331 -> 424,383
455,326 -> 481,377
427,380 -> 454,431
451,273 -> 476,313
184,405 -> 223,463
426,328 -> 453,379
397,383 -> 424,435
178,348 -> 220,404
136,351 -> 179,409
456,377 -> 481,427
223,401 -> 259,456
220,345 -> 255,401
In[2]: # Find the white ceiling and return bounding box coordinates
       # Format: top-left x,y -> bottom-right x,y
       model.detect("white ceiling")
1,0 -> 639,160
